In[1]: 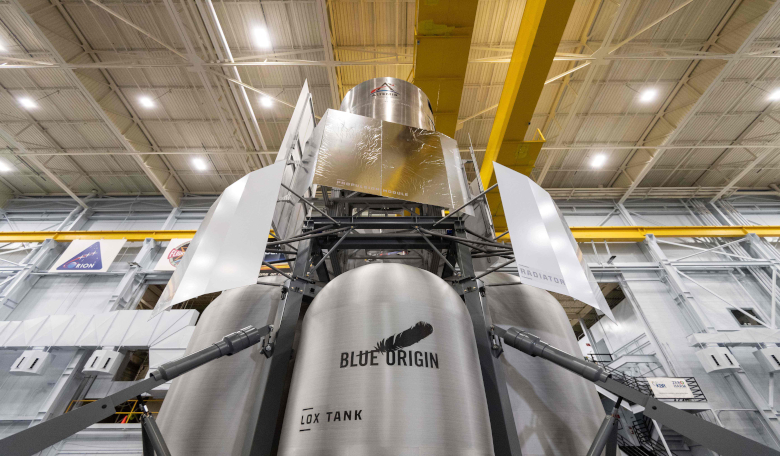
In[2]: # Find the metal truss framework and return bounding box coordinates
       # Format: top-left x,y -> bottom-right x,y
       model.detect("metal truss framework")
0,194 -> 779,453
8,0 -> 187,207
2,0 -> 780,200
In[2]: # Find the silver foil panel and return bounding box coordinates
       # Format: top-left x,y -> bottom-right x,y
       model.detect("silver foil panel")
493,162 -> 613,319
273,80 -> 318,241
152,162 -> 286,316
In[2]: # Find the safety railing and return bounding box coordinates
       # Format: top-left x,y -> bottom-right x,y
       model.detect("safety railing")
586,358 -> 707,402
585,353 -> 614,363
617,434 -> 655,456
632,415 -> 679,456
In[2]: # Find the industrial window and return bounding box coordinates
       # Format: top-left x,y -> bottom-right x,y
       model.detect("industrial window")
116,350 -> 149,381
137,283 -> 221,315
729,308 -> 761,327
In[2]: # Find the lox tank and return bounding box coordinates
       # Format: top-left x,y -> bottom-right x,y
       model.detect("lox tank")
483,272 -> 603,455
156,279 -> 284,456
277,263 -> 494,455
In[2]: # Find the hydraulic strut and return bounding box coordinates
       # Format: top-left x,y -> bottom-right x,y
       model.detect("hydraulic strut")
493,325 -> 780,456
0,325 -> 272,456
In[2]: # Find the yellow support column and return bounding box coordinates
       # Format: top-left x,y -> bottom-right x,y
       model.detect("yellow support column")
412,0 -> 479,137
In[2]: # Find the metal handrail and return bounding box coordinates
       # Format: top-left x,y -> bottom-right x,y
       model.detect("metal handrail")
585,353 -> 614,363
632,416 -> 679,456
586,358 -> 707,402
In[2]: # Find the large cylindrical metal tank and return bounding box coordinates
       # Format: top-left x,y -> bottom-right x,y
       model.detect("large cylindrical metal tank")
483,272 -> 603,455
277,263 -> 494,455
156,280 -> 283,456
339,77 -> 436,131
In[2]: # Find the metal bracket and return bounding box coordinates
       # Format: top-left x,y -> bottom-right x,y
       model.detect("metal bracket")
289,282 -> 321,298
586,397 -> 622,456
139,396 -> 171,456
489,326 -> 504,359
495,325 -> 780,456
452,282 -> 477,296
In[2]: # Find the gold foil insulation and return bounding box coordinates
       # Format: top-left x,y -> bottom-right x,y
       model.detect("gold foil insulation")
308,109 -> 472,212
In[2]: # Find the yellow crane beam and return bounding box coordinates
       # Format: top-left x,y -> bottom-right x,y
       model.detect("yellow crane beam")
506,225 -> 780,242
479,0 -> 576,186
0,231 -> 200,243
568,225 -> 780,242
412,0 -> 479,137
0,226 -> 777,245
478,0 -> 576,232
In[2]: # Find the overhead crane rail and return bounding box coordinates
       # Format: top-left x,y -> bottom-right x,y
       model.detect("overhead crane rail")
0,226 -> 777,244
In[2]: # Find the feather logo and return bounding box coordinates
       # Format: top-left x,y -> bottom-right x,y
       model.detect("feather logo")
374,321 -> 434,353
340,321 -> 438,369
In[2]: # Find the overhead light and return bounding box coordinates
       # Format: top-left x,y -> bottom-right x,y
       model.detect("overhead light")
591,154 -> 607,168
18,97 -> 36,109
639,89 -> 657,103
769,90 -> 780,101
0,161 -> 12,173
192,157 -> 208,171
139,96 -> 155,108
0,42 -> 6,52
253,26 -> 272,48
261,96 -> 273,108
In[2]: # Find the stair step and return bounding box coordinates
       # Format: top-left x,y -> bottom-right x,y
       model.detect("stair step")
666,441 -> 690,451
663,436 -> 686,442
619,445 -> 656,456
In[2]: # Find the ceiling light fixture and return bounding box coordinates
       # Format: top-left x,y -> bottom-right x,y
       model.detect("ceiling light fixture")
253,26 -> 272,48
192,157 -> 208,171
591,154 -> 607,168
639,89 -> 657,103
139,96 -> 155,108
18,97 -> 36,109
769,90 -> 780,101
261,96 -> 273,108
0,162 -> 12,173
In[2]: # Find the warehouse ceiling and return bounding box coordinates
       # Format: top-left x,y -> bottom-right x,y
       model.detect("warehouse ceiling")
1,0 -> 780,205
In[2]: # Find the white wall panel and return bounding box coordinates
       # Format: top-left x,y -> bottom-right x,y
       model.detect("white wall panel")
684,273 -> 770,330
81,220 -> 170,231
9,276 -> 121,320
52,425 -> 143,455
0,220 -> 67,232
585,300 -> 646,356
561,215 -> 622,226
0,349 -> 77,421
622,277 -> 776,447
170,219 -> 203,230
